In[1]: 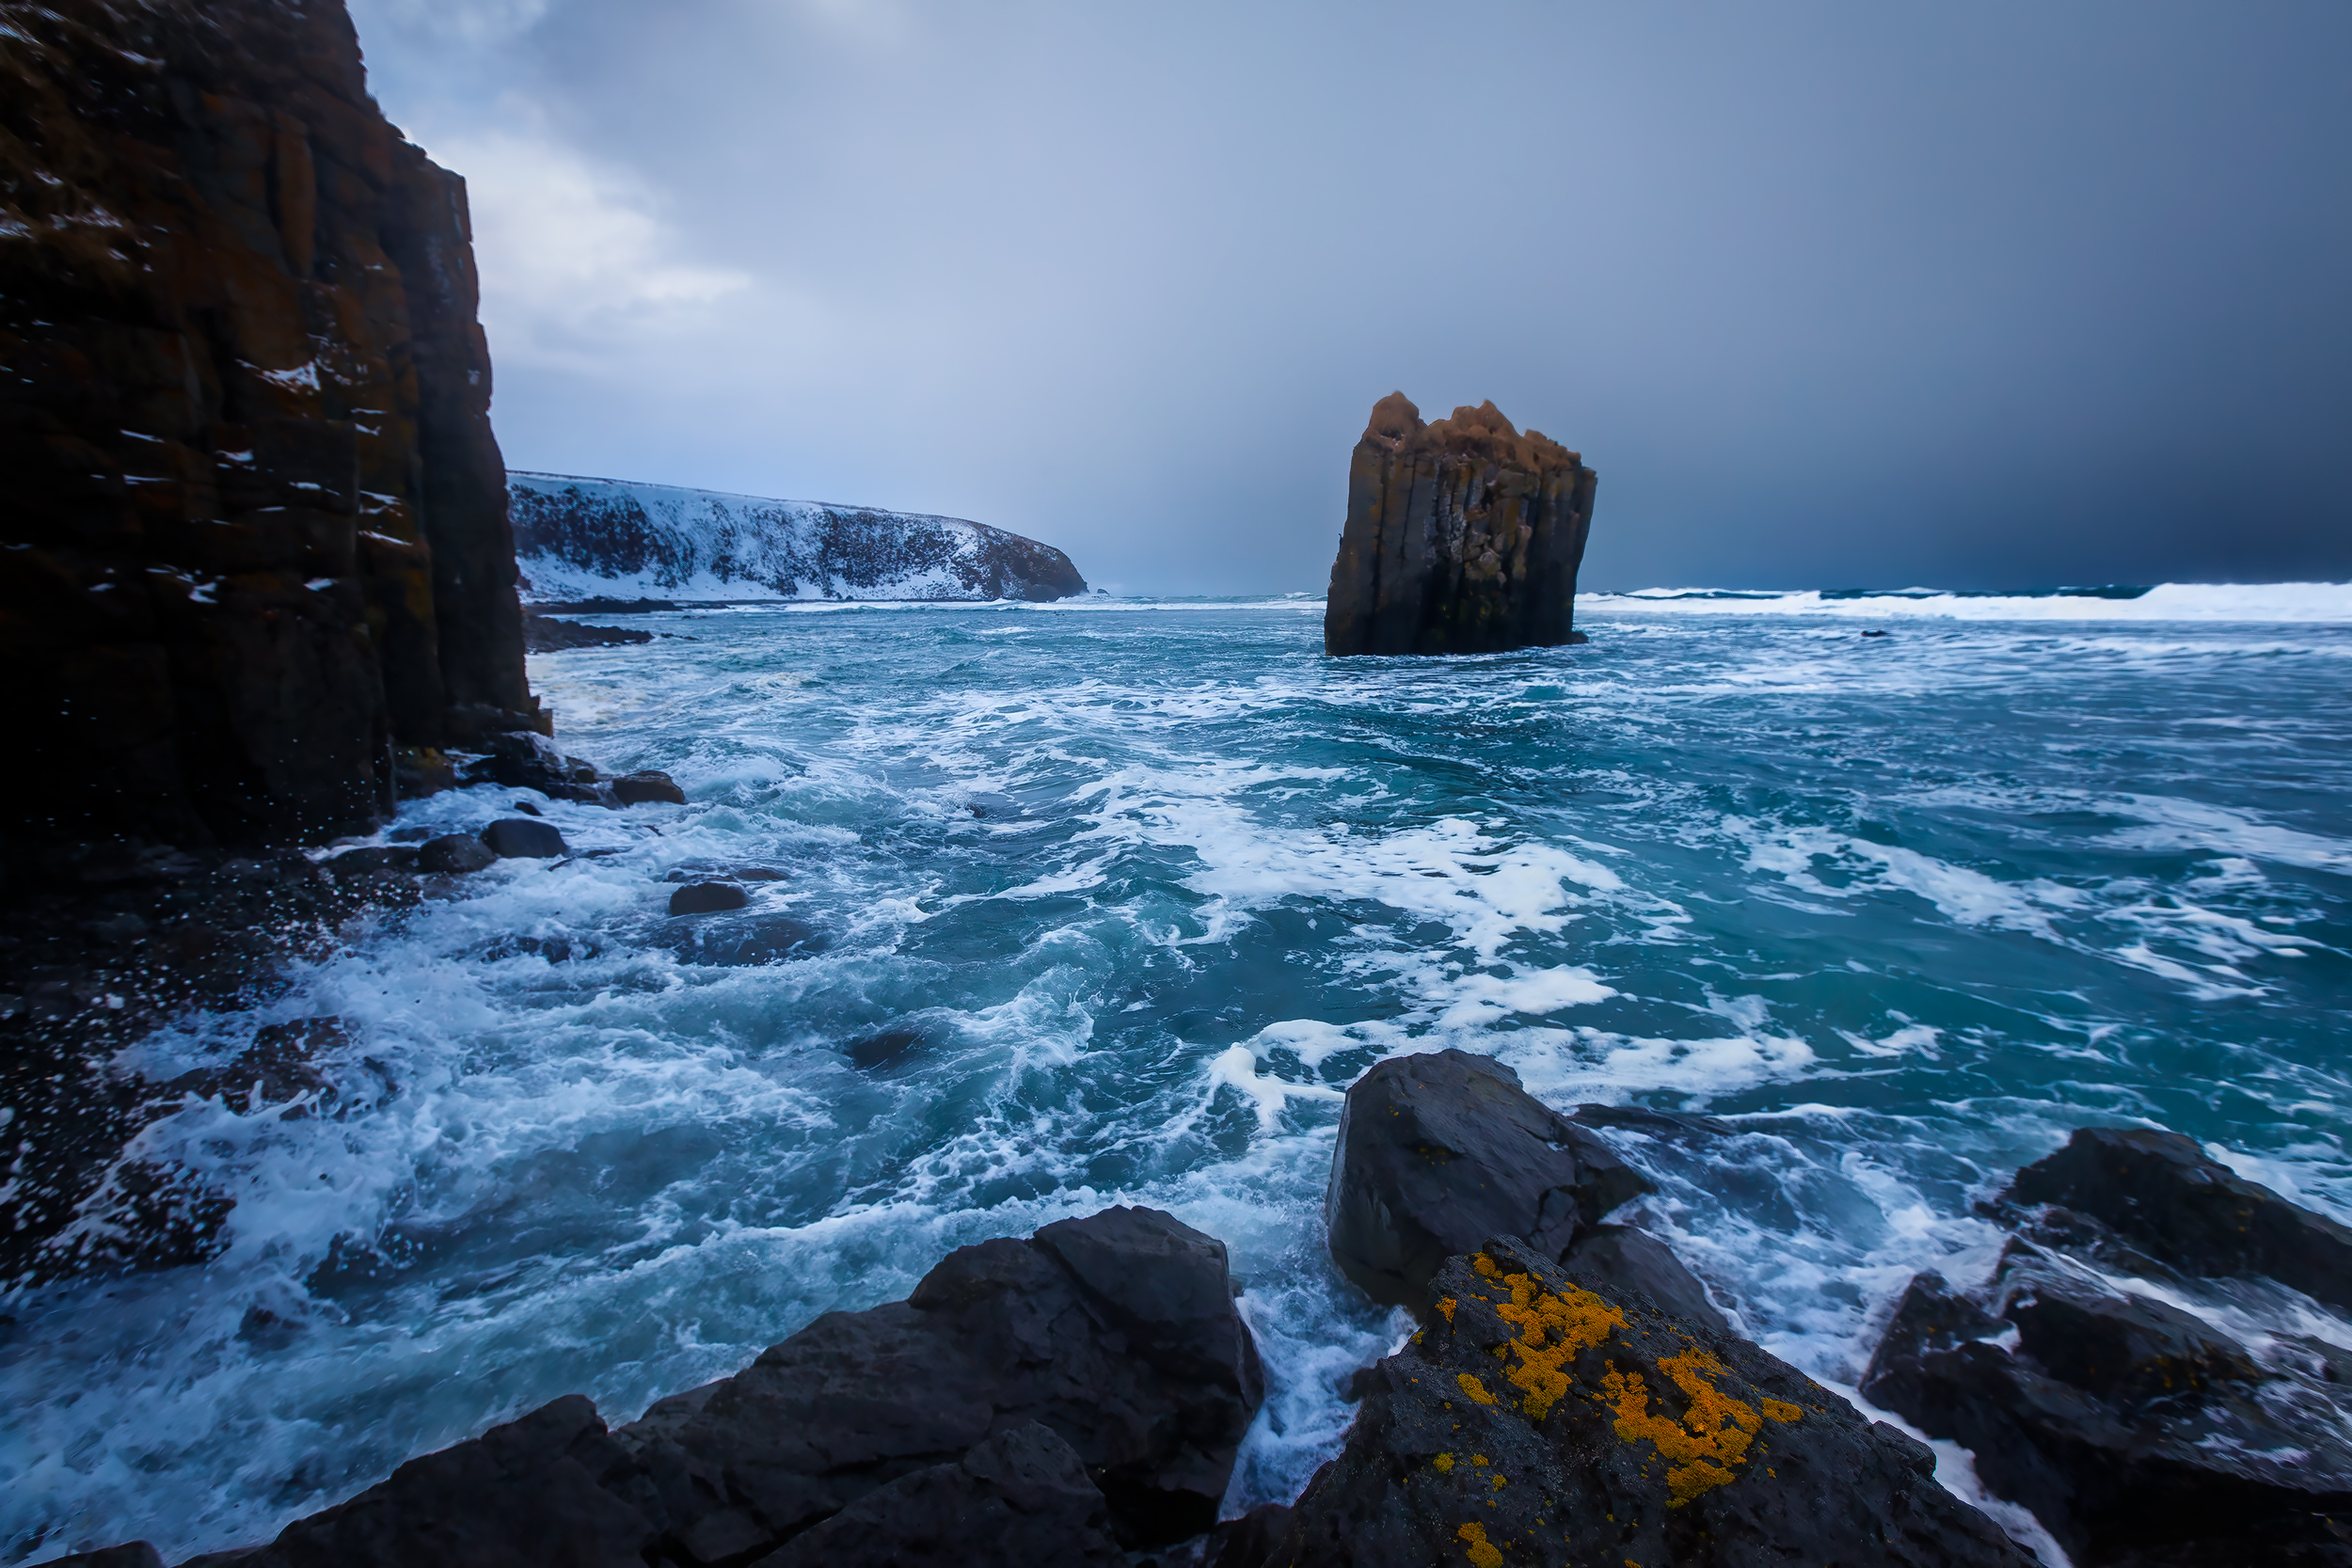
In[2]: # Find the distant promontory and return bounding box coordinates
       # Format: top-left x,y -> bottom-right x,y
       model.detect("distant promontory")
509,473 -> 1089,605
1324,393 -> 1597,656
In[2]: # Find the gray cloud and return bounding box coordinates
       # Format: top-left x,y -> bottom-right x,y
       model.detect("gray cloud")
349,0 -> 2352,593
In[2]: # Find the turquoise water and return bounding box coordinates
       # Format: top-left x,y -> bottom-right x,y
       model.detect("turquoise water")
8,591 -> 2350,1562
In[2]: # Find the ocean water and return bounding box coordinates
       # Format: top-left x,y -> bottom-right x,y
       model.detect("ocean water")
8,584 -> 2351,1564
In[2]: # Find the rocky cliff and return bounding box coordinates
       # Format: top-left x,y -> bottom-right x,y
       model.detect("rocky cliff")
1323,393 -> 1597,657
509,472 -> 1089,605
2,0 -> 543,856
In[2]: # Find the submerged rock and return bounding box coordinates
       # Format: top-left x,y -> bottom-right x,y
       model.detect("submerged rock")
1325,1050 -> 1651,1315
417,833 -> 497,874
1323,394 -> 1597,657
668,881 -> 748,916
614,770 -> 689,806
481,819 -> 567,860
1274,1238 -> 2037,1567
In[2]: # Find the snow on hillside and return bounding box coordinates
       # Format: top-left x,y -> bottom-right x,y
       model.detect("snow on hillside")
507,471 -> 1089,604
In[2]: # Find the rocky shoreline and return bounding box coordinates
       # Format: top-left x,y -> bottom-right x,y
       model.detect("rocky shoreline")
40,1049 -> 2352,1567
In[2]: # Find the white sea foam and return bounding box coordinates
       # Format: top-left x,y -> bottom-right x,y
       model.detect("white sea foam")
1582,580 -> 2352,623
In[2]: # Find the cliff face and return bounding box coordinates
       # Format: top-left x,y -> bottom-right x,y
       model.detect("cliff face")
1,0 -> 541,853
1323,393 -> 1597,657
509,472 -> 1089,604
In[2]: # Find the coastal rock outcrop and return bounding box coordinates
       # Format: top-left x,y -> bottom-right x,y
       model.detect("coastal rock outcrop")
4,0 -> 546,855
110,1206 -> 1261,1567
1861,1128 -> 2352,1566
1325,1050 -> 1654,1315
1323,394 -> 1597,657
1272,1237 -> 2038,1567
508,471 -> 1089,604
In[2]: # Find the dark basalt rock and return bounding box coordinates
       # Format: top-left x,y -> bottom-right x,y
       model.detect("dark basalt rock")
669,881 -> 748,916
417,832 -> 496,874
744,1422 -> 1123,1568
213,1394 -> 656,1568
1860,1242 -> 2352,1565
37,1546 -> 164,1568
614,770 -> 688,806
1273,1237 -> 2037,1568
521,614 -> 656,652
613,1205 -> 1263,1555
1323,394 -> 1597,657
83,1207 -> 1256,1565
1325,1049 -> 1651,1316
324,846 -> 421,878
481,818 -> 567,860
2001,1126 -> 2352,1312
4,0 -> 546,854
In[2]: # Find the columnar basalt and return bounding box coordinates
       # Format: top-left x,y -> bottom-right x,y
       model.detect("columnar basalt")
1323,392 -> 1597,657
2,0 -> 543,854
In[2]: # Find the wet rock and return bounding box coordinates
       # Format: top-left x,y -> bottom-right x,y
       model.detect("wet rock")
1323,394 -> 1597,657
738,867 -> 788,881
1325,1049 -> 1651,1315
521,614 -> 655,652
469,731 -> 608,796
673,916 -> 823,966
1860,1245 -> 2352,1566
1203,1501 -> 1292,1568
37,1545 -> 163,1568
1559,1224 -> 1729,1334
1275,1237 -> 2036,1568
157,1018 -> 343,1115
608,1206 -> 1263,1554
482,818 -> 567,860
614,770 -> 689,806
417,833 -> 497,874
228,1394 -> 655,1568
325,846 -> 421,878
2001,1126 -> 2352,1311
746,1422 -> 1123,1568
669,881 -> 749,916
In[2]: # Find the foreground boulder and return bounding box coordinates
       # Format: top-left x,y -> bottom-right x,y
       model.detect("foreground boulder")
482,818 -> 567,860
1275,1238 -> 2037,1567
1326,1051 -> 1653,1315
1323,394 -> 1597,657
147,1206 -> 1259,1566
1862,1128 -> 2352,1566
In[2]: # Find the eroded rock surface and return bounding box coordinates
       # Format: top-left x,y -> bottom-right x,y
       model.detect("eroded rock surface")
1275,1238 -> 2037,1568
1325,1050 -> 1651,1315
1323,394 -> 1597,657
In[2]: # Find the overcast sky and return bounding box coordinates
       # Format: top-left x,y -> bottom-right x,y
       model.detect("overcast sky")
347,0 -> 2350,594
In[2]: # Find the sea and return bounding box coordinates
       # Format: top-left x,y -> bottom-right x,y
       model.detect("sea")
8,582 -> 2351,1565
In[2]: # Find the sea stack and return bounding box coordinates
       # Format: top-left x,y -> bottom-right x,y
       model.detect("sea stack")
1323,393 -> 1597,657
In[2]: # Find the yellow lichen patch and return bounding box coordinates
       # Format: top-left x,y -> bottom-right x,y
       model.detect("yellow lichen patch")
1457,1520 -> 1504,1567
1475,1270 -> 1627,1421
1435,1452 -> 1456,1472
1458,1372 -> 1499,1405
1491,1474 -> 1507,1489
1473,1253 -> 1502,1278
1602,1346 -> 1801,1507
1760,1395 -> 1804,1424
1437,1296 -> 1459,1323
1471,1454 -> 1488,1465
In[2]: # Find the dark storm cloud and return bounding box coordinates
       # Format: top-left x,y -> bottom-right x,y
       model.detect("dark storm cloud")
349,0 -> 2350,592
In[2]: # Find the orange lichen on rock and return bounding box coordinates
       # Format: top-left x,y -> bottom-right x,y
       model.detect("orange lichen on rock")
1457,1520 -> 1505,1567
1481,1264 -> 1628,1421
1457,1372 -> 1499,1405
1437,1296 -> 1459,1323
1603,1347 -> 1803,1507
